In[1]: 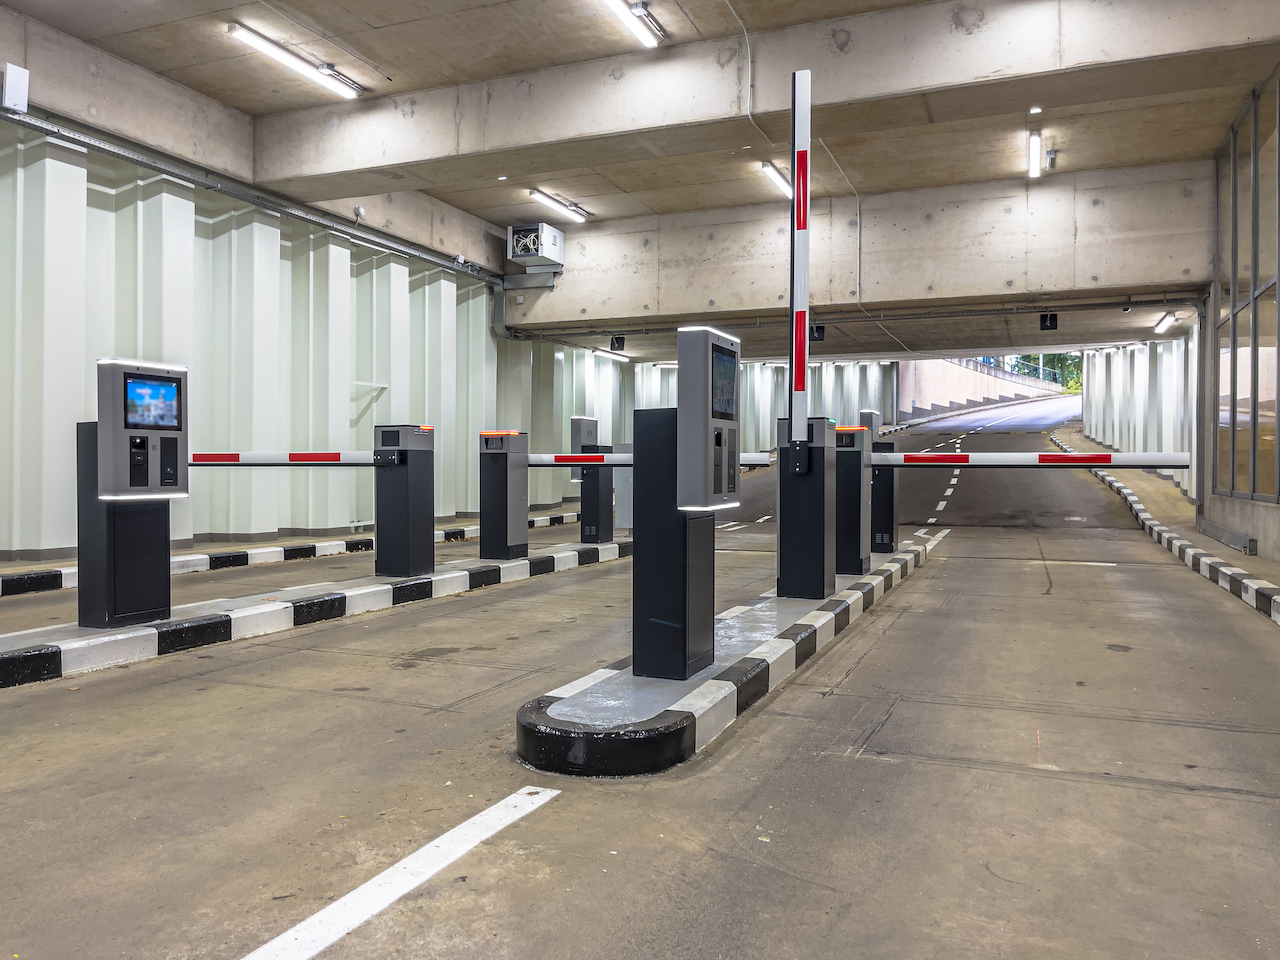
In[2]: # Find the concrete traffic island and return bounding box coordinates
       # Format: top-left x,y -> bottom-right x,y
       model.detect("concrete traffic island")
517,535 -> 944,777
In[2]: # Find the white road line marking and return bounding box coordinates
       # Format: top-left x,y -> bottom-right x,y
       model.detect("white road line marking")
755,515 -> 771,523
944,488 -> 954,496
927,517 -> 938,524
915,528 -> 929,536
722,523 -> 748,532
981,411 -> 1025,428
715,521 -> 736,528
953,469 -> 960,476
240,787 -> 560,960
935,501 -> 948,510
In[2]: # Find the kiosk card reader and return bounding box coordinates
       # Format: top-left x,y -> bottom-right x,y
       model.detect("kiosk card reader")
479,431 -> 530,561
835,424 -> 872,575
96,359 -> 189,500
581,443 -> 613,544
373,425 -> 435,578
79,359 -> 188,628
676,326 -> 741,511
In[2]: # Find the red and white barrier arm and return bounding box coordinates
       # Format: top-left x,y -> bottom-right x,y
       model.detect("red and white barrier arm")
526,453 -> 775,468
871,451 -> 1191,469
191,452 -> 375,466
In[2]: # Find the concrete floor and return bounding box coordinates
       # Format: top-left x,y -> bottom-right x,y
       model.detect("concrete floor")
3,397 -> 1278,959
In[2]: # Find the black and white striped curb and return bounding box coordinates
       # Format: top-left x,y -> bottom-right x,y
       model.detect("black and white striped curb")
1051,433 -> 1280,625
0,540 -> 628,690
0,512 -> 581,599
516,535 -> 943,777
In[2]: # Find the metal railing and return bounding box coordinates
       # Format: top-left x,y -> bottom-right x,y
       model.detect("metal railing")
974,356 -> 1063,384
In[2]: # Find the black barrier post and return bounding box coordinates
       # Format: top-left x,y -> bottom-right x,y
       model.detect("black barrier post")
77,422 -> 171,627
871,439 -> 899,552
479,432 -> 529,560
373,425 -> 435,578
580,444 -> 613,543
632,408 -> 715,680
776,417 -> 836,599
835,426 -> 872,575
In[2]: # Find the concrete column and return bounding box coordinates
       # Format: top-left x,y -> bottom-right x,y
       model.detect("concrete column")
426,268 -> 458,518
138,175 -> 197,543
306,230 -> 354,533
530,341 -> 566,509
0,137 -> 88,558
458,283 -> 495,514
496,337 -> 532,434
409,267 -> 429,424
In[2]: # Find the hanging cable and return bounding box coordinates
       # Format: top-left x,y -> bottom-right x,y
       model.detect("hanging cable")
722,0 -> 775,148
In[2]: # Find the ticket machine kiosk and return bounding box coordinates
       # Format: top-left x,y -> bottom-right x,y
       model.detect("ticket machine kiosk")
373,425 -> 435,577
78,359 -> 189,627
633,326 -> 740,680
864,408 -> 899,553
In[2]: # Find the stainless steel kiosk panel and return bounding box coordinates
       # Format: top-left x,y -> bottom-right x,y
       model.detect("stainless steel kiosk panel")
676,326 -> 741,510
373,425 -> 435,578
835,425 -> 872,575
96,359 -> 189,501
479,431 -> 530,561
777,417 -> 836,599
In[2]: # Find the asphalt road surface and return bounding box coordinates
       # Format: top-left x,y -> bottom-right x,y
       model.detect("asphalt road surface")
4,395 -> 1279,960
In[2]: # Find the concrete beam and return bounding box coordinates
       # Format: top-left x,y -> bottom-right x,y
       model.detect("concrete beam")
252,0 -> 1280,200
310,190 -> 507,274
505,160 -> 1212,348
0,5 -> 253,181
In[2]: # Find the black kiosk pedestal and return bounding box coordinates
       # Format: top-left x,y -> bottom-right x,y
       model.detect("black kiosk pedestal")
373,425 -> 435,578
632,408 -> 714,680
77,422 -> 171,628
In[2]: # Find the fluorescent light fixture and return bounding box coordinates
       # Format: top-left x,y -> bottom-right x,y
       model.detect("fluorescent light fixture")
1153,312 -> 1176,335
529,189 -> 587,223
677,325 -> 741,343
1029,105 -> 1042,115
228,23 -> 360,99
1028,131 -> 1042,178
760,161 -> 793,199
594,349 -> 630,363
603,0 -> 661,47
764,361 -> 788,368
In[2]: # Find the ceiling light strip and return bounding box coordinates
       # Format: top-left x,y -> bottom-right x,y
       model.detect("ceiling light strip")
228,23 -> 361,99
530,189 -> 587,223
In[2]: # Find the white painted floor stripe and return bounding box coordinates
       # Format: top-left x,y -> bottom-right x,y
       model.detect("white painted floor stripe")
915,528 -> 929,536
755,515 -> 771,522
927,517 -> 938,524
935,501 -> 947,511
240,787 -> 560,960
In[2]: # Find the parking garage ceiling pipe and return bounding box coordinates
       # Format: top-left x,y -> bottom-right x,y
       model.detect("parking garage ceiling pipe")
0,109 -> 502,283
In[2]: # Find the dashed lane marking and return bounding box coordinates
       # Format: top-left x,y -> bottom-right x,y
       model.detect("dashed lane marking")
755,515 -> 772,523
239,787 -> 560,960
935,501 -> 948,511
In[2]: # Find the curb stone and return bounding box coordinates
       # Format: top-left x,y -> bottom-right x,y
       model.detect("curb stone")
0,539 -> 626,689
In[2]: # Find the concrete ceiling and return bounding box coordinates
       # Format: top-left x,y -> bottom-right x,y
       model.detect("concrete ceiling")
518,296 -> 1203,362
5,0 -> 929,116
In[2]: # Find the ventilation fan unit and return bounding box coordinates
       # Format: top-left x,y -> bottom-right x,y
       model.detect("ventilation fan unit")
507,223 -> 565,269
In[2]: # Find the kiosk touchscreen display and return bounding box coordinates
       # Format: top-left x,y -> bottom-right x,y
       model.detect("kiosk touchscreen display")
711,344 -> 737,421
124,375 -> 182,430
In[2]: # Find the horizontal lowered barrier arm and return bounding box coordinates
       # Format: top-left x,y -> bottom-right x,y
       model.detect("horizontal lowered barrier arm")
191,452 -> 375,466
526,452 -> 773,467
192,451 -> 777,469
871,452 -> 1191,469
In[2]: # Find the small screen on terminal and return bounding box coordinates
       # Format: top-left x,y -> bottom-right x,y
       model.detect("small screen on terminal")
124,375 -> 182,430
711,343 -> 737,421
